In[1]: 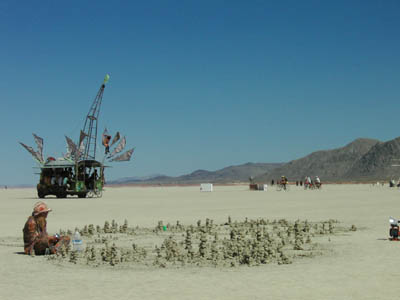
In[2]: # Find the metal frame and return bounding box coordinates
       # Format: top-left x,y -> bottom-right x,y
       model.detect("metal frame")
81,84 -> 106,160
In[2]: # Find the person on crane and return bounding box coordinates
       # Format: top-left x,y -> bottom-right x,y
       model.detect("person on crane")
103,134 -> 111,154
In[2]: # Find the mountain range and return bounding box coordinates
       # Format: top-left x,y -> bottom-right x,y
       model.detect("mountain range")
254,138 -> 381,182
109,163 -> 283,184
109,137 -> 400,185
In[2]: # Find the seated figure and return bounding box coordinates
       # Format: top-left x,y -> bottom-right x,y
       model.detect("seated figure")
23,202 -> 70,255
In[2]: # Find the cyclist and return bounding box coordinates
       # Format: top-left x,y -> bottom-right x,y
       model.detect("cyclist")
315,176 -> 321,188
280,175 -> 288,190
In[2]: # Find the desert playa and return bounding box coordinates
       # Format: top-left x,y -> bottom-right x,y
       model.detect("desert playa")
0,184 -> 398,300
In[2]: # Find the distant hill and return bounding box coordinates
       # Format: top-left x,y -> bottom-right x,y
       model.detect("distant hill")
254,138 -> 381,182
344,137 -> 400,180
109,174 -> 165,184
110,137 -> 400,185
173,163 -> 284,183
109,163 -> 284,185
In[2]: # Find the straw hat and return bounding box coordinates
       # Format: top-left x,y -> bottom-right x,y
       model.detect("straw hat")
33,201 -> 52,216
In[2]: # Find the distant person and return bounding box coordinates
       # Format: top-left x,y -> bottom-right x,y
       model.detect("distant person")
63,168 -> 74,188
304,176 -> 311,189
44,175 -> 51,185
280,176 -> 288,190
89,169 -> 99,189
307,176 -> 312,189
315,176 -> 321,188
84,168 -> 91,188
93,169 -> 99,181
300,181 -> 303,186
77,166 -> 85,181
271,179 -> 274,186
61,168 -> 69,186
23,202 -> 70,255
67,167 -> 74,178
296,181 -> 299,186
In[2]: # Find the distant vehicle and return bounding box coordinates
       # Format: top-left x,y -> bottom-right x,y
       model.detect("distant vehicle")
20,75 -> 134,198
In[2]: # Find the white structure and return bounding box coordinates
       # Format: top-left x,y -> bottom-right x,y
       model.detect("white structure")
257,184 -> 268,191
200,183 -> 213,192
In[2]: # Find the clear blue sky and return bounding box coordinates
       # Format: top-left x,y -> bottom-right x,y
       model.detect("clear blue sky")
1,0 -> 399,185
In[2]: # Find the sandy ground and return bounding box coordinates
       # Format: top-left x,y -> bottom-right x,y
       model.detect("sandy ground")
1,184 -> 400,300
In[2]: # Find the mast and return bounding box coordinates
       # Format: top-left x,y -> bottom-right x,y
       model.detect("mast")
81,75 -> 109,160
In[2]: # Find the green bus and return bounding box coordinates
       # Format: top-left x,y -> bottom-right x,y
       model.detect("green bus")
36,159 -> 105,198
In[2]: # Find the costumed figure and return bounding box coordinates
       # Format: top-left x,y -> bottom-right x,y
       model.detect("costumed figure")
23,202 -> 70,255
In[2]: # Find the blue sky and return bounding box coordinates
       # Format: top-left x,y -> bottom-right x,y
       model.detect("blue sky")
1,0 -> 399,185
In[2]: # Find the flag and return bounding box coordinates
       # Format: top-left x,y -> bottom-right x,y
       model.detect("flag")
79,140 -> 85,157
20,142 -> 43,164
103,74 -> 110,84
110,132 -> 120,147
109,136 -> 126,157
110,148 -> 134,162
78,130 -> 87,157
32,133 -> 44,162
79,130 -> 87,148
65,135 -> 80,160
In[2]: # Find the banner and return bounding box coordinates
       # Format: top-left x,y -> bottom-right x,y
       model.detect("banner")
65,135 -> 80,160
20,142 -> 43,164
32,133 -> 44,162
79,130 -> 87,148
110,148 -> 134,162
110,131 -> 120,147
109,136 -> 126,157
